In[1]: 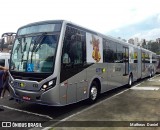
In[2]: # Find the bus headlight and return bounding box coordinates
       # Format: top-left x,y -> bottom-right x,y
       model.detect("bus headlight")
48,80 -> 54,86
42,85 -> 48,89
41,78 -> 57,91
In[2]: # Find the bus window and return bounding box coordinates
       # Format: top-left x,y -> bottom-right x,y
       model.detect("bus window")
60,26 -> 86,82
103,39 -> 116,63
116,43 -> 123,63
62,26 -> 85,67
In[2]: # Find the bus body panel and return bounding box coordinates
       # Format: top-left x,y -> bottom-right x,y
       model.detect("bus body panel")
9,83 -> 61,106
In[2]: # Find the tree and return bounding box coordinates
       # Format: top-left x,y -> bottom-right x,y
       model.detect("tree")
151,42 -> 159,54
142,39 -> 147,49
147,41 -> 160,54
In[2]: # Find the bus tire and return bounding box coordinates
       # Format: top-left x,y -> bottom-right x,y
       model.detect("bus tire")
149,71 -> 152,77
151,70 -> 154,77
88,81 -> 98,104
128,75 -> 133,88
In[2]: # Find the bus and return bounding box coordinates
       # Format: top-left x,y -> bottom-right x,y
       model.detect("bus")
0,32 -> 16,52
0,52 -> 10,68
8,20 -> 157,106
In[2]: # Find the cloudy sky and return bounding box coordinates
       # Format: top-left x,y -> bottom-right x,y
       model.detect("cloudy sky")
1,0 -> 160,41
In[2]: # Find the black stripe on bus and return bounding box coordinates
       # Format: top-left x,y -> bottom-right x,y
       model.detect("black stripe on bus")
60,63 -> 93,83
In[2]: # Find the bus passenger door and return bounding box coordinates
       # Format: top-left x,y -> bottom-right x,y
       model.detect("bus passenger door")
137,48 -> 142,79
141,52 -> 146,78
60,25 -> 87,104
123,47 -> 129,76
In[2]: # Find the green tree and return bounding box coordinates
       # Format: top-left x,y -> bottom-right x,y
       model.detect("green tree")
147,41 -> 160,54
142,39 -> 147,49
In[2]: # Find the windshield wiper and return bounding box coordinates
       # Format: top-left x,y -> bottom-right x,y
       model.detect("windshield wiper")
21,38 -> 27,62
30,32 -> 47,63
32,32 -> 47,52
16,37 -> 22,53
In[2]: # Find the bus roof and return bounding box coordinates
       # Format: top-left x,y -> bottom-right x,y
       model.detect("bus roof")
18,20 -> 64,30
16,20 -> 157,54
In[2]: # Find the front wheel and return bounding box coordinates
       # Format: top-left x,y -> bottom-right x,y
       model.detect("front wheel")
88,82 -> 98,104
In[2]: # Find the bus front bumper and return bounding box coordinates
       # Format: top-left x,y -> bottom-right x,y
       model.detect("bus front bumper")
9,84 -> 61,106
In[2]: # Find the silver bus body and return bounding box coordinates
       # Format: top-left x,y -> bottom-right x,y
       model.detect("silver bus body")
9,20 -> 157,106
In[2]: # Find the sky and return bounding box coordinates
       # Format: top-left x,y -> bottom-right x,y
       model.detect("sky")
1,0 -> 160,41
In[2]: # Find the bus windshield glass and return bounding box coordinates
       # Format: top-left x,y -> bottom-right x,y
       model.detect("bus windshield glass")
10,34 -> 59,73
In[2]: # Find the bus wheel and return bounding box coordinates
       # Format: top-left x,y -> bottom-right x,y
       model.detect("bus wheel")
128,75 -> 133,88
149,71 -> 152,77
151,70 -> 154,77
88,82 -> 98,103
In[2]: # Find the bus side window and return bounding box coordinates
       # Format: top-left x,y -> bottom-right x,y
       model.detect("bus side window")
62,26 -> 85,68
62,53 -> 71,64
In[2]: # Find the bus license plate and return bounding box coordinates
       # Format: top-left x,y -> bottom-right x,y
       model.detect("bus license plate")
22,96 -> 31,101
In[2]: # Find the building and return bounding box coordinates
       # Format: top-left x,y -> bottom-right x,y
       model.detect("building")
156,38 -> 160,43
128,38 -> 134,45
0,32 -> 16,52
134,37 -> 139,46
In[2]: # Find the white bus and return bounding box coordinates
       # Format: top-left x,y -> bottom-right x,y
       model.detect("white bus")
9,20 -> 157,106
0,52 -> 10,68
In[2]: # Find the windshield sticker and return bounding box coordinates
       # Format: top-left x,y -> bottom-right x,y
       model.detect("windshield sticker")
27,63 -> 34,72
13,53 -> 18,60
19,63 -> 24,71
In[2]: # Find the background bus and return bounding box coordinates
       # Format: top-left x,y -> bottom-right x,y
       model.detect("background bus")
156,55 -> 160,73
0,52 -> 10,68
8,20 -> 157,106
0,32 -> 16,52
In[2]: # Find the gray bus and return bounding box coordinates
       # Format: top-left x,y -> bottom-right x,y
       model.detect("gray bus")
8,20 -> 157,106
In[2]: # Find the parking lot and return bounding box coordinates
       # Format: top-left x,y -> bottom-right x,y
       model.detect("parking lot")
50,75 -> 160,130
0,75 -> 159,130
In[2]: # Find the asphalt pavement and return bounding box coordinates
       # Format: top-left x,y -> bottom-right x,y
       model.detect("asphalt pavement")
47,75 -> 160,130
0,75 -> 159,130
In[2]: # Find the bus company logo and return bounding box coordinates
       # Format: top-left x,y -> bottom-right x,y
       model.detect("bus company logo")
90,35 -> 101,62
14,82 -> 26,88
20,82 -> 25,88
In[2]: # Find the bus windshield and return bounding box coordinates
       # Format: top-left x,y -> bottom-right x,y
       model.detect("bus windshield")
10,34 -> 59,73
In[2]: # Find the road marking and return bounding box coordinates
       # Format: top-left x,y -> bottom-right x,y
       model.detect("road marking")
62,88 -> 130,121
148,79 -> 156,81
147,74 -> 160,81
148,79 -> 160,82
130,87 -> 159,90
42,74 -> 160,130
41,88 -> 130,130
41,89 -> 130,130
2,105 -> 53,120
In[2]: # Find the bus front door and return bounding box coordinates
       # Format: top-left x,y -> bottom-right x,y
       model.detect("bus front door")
123,47 -> 129,76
